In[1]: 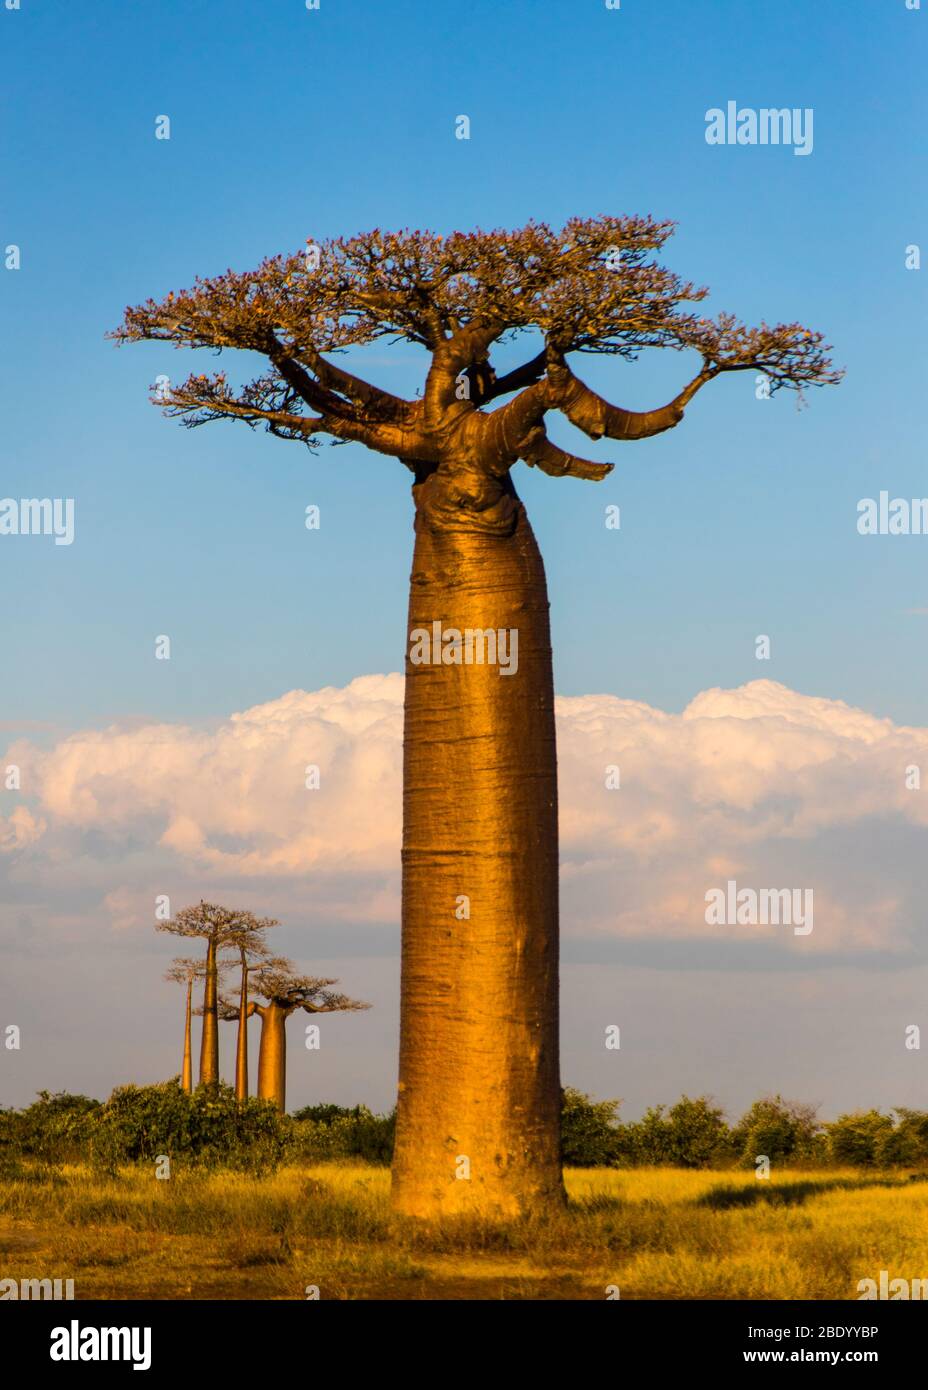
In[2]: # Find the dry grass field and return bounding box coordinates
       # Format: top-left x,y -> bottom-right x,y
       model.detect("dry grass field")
2,1162 -> 927,1300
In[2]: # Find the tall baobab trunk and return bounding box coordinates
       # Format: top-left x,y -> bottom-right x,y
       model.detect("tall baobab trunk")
181,976 -> 193,1093
198,936 -> 219,1085
392,474 -> 564,1219
235,955 -> 249,1102
254,1002 -> 289,1113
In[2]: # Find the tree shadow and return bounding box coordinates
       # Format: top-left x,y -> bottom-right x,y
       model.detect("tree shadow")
695,1176 -> 924,1210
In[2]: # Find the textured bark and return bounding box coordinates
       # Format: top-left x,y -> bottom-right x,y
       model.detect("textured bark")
181,978 -> 192,1093
392,467 -> 564,1219
198,937 -> 219,1085
255,1003 -> 289,1113
235,958 -> 249,1102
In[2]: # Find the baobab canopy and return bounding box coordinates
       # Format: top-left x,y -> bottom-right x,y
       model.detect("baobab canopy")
112,216 -> 840,482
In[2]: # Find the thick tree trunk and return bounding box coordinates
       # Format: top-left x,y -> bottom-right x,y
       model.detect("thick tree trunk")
256,1003 -> 288,1113
392,470 -> 564,1219
181,978 -> 192,1093
198,937 -> 219,1086
235,961 -> 249,1102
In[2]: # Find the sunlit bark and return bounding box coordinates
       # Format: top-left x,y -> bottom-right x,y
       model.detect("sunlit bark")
235,954 -> 250,1102
253,1002 -> 290,1113
182,977 -> 192,1093
392,459 -> 563,1218
199,937 -> 219,1086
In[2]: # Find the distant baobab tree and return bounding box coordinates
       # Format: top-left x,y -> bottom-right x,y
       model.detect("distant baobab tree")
163,957 -> 227,1092
229,964 -> 369,1113
157,902 -> 278,1086
117,217 -> 840,1217
220,914 -> 282,1101
229,948 -> 288,1101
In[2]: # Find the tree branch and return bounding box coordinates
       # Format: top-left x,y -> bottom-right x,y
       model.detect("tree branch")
482,379 -> 551,466
269,340 -> 434,461
296,344 -> 410,421
518,424 -> 613,481
546,350 -> 717,442
480,349 -> 548,403
423,321 -> 505,428
165,378 -> 325,440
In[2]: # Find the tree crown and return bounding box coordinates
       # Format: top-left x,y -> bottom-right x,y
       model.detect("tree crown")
113,216 -> 841,488
164,955 -> 230,986
247,963 -> 370,1015
156,901 -> 279,947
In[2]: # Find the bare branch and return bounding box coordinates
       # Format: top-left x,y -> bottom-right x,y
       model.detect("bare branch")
481,349 -> 547,403
423,321 -> 505,428
296,344 -> 410,421
546,351 -> 716,442
518,424 -> 613,481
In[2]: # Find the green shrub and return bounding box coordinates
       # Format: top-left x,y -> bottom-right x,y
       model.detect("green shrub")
91,1080 -> 287,1174
0,1090 -> 101,1165
874,1109 -> 928,1167
290,1104 -> 395,1163
6,1085 -> 926,1175
824,1110 -> 894,1166
292,1103 -> 353,1126
560,1087 -> 624,1167
627,1096 -> 732,1168
731,1095 -> 820,1167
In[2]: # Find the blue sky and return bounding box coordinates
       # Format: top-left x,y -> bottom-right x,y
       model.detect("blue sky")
2,0 -> 925,729
2,1 -> 928,1115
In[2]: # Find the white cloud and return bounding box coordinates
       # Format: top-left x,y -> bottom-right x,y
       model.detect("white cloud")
0,805 -> 46,853
10,674 -> 404,877
5,676 -> 928,954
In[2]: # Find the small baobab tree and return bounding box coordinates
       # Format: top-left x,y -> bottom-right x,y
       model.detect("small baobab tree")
163,957 -> 225,1092
118,218 -> 840,1216
238,963 -> 369,1113
218,914 -> 281,1101
226,947 -> 289,1101
157,902 -> 278,1086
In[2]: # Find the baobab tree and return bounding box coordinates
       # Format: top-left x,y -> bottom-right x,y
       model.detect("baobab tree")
231,964 -> 369,1113
163,957 -> 215,1093
156,902 -> 278,1086
218,913 -> 282,1101
117,217 -> 840,1217
227,946 -> 288,1101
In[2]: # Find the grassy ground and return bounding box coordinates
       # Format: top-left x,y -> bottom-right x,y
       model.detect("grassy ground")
2,1162 -> 927,1300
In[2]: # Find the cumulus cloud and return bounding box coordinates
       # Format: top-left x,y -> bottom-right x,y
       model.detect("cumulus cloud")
557,681 -> 928,952
4,676 -> 928,956
0,805 -> 46,853
10,675 -> 404,876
